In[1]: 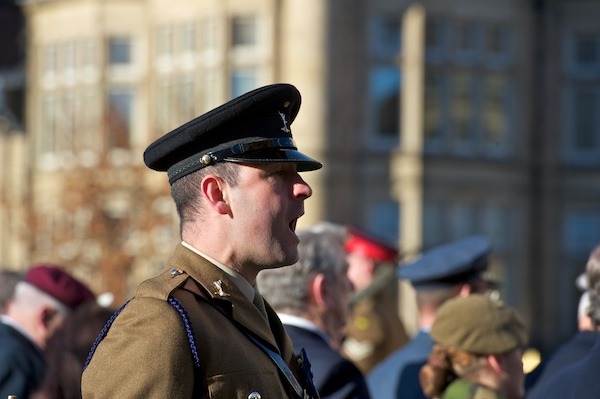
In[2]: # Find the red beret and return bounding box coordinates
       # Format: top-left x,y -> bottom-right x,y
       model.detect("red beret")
24,264 -> 95,309
345,227 -> 398,263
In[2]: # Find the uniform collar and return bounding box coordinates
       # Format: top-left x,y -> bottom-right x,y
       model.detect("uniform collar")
181,240 -> 255,301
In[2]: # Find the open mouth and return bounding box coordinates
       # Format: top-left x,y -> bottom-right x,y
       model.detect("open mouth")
289,218 -> 297,232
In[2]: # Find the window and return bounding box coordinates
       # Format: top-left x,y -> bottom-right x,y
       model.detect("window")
231,67 -> 258,98
156,79 -> 175,132
424,72 -> 445,144
370,67 -> 400,138
179,74 -> 196,122
109,37 -> 131,64
157,26 -> 174,58
482,74 -> 512,154
42,44 -> 57,76
574,33 -> 598,67
199,18 -> 217,52
423,201 -> 515,252
425,16 -> 448,62
199,70 -> 219,112
566,32 -> 600,76
485,24 -> 513,67
564,86 -> 600,164
63,42 -> 76,75
366,201 -> 400,244
231,16 -> 257,47
41,94 -> 58,154
564,209 -> 600,257
563,30 -> 600,165
450,71 -> 475,144
572,90 -> 598,149
107,88 -> 134,148
182,21 -> 197,54
423,18 -> 515,159
371,15 -> 401,57
82,39 -> 97,70
454,21 -> 478,53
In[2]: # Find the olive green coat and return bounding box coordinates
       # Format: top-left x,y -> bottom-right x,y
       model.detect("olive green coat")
443,379 -> 506,399
82,244 -> 314,398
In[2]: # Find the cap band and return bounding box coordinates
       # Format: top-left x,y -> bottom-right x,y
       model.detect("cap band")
167,137 -> 297,183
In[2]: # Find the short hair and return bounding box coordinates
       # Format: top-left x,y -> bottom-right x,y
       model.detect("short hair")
0,270 -> 22,310
171,162 -> 240,235
415,286 -> 458,312
257,223 -> 348,314
585,244 -> 600,326
13,281 -> 70,316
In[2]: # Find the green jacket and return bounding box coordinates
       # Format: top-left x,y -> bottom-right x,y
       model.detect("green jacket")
443,379 -> 505,399
82,244 -> 316,398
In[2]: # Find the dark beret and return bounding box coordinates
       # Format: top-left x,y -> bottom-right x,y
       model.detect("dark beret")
24,264 -> 96,309
144,83 -> 322,184
431,295 -> 528,355
397,235 -> 491,289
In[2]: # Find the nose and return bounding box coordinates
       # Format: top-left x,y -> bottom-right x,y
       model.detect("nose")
293,175 -> 313,199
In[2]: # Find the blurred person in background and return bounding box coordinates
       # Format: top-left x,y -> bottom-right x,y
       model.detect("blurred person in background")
342,227 -> 409,375
0,269 -> 23,313
419,295 -> 528,399
257,222 -> 371,399
30,301 -> 115,399
526,244 -> 600,399
368,235 -> 493,399
526,272 -> 596,396
0,264 -> 95,399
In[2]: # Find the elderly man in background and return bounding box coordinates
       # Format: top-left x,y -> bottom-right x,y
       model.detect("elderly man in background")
257,222 -> 371,399
0,264 -> 96,399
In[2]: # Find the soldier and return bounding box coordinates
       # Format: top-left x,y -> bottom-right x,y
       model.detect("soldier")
368,235 -> 493,399
342,227 -> 409,375
419,295 -> 528,399
82,84 -> 322,398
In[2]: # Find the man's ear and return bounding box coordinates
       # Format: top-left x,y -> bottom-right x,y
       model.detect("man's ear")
487,354 -> 504,375
201,175 -> 230,215
310,274 -> 327,307
40,306 -> 57,329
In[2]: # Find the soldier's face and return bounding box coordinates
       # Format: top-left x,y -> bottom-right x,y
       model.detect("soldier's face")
228,162 -> 312,272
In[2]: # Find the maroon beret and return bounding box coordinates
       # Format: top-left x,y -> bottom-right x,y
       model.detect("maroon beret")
24,264 -> 95,309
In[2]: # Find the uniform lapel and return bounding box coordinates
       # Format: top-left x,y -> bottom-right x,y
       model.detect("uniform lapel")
169,244 -> 281,351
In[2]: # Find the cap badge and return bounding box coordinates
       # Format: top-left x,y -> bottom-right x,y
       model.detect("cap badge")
213,280 -> 230,297
278,111 -> 291,133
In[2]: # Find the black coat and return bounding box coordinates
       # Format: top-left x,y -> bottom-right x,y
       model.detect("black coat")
527,330 -> 597,396
526,334 -> 600,399
0,321 -> 47,398
285,324 -> 371,399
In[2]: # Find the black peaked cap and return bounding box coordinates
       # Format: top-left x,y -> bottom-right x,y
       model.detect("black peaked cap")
144,83 -> 322,184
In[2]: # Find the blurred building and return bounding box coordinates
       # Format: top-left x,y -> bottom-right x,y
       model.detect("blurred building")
9,0 -> 600,352
0,0 -> 26,269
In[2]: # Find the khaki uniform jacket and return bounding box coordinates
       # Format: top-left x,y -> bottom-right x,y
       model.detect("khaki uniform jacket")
82,244 -> 316,399
343,288 -> 409,374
